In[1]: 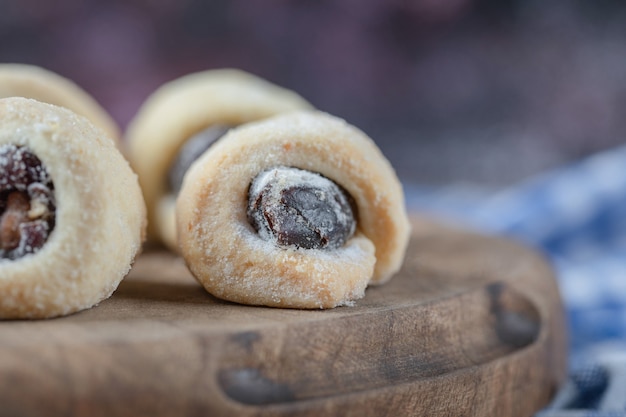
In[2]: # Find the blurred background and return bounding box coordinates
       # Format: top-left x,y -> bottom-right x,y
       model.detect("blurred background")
1,0 -> 625,187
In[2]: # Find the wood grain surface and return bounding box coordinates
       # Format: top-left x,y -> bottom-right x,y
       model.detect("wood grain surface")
0,218 -> 567,417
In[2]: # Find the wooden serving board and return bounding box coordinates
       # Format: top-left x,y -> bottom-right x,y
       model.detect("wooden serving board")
0,218 -> 567,417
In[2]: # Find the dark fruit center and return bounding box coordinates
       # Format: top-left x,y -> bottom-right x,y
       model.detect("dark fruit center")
168,125 -> 231,194
247,166 -> 356,250
0,144 -> 56,260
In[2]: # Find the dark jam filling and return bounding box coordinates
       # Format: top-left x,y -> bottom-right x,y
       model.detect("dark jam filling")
247,166 -> 356,250
168,125 -> 231,194
0,145 -> 56,260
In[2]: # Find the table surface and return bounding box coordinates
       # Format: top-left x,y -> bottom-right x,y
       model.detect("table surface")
0,218 -> 567,417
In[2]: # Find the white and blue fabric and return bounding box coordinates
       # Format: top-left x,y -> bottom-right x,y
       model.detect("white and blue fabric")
406,144 -> 626,416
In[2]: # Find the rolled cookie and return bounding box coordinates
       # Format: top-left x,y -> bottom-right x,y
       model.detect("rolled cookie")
126,69 -> 312,250
0,98 -> 146,319
177,111 -> 410,309
0,64 -> 120,143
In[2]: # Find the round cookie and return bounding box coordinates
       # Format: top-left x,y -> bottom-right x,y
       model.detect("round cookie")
126,69 -> 313,250
177,111 -> 410,309
0,97 -> 146,319
0,64 -> 120,143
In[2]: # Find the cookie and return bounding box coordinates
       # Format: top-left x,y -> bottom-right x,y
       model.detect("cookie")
126,69 -> 312,250
0,98 -> 146,319
177,111 -> 410,309
0,64 -> 120,143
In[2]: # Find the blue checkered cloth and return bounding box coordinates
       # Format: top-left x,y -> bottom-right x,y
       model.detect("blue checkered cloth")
406,144 -> 626,416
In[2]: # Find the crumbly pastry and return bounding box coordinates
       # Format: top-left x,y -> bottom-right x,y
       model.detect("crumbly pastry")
0,97 -> 146,319
177,111 -> 410,309
0,64 -> 120,143
125,69 -> 313,250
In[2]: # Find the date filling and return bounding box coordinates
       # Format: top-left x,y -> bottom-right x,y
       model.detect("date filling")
0,144 -> 56,260
168,125 -> 231,194
247,166 -> 356,250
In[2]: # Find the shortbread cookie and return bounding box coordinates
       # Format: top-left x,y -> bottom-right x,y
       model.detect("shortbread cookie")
177,111 -> 410,309
0,64 -> 120,143
0,98 -> 146,319
126,69 -> 312,250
